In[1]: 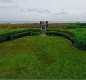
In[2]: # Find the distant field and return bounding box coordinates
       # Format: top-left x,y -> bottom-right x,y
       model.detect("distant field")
0,23 -> 68,29
0,36 -> 86,79
0,23 -> 86,29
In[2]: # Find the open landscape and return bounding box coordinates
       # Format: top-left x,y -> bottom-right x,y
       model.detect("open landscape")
0,23 -> 86,79
0,0 -> 86,79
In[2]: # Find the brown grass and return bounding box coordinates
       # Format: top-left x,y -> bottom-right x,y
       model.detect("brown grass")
0,23 -> 68,29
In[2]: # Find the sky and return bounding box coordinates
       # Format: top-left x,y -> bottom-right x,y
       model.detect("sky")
0,0 -> 86,21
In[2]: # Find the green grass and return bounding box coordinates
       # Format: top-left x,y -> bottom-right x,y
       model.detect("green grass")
0,28 -> 26,35
0,36 -> 86,79
48,28 -> 86,50
0,28 -> 40,35
0,28 -> 40,42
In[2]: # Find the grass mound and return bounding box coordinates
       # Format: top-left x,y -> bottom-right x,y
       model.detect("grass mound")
0,36 -> 86,79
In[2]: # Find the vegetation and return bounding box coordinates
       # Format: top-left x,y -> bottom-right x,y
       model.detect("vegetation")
67,23 -> 81,28
0,23 -> 86,50
0,28 -> 40,42
0,24 -> 39,29
47,27 -> 86,50
0,23 -> 86,79
0,23 -> 68,29
0,36 -> 86,79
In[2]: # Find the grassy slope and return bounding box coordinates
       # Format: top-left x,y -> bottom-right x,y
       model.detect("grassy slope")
0,28 -> 25,34
0,36 -> 86,79
0,28 -> 40,35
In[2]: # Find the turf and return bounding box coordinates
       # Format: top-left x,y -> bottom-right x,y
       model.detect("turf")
0,36 -> 86,79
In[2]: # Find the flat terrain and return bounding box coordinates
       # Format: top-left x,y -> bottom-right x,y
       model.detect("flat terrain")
0,36 -> 86,79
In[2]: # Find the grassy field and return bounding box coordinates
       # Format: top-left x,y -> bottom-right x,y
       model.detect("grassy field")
0,23 -> 68,29
0,23 -> 86,79
0,36 -> 86,79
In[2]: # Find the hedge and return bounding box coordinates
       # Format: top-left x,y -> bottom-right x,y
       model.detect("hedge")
47,31 -> 74,43
47,29 -> 86,50
10,32 -> 31,40
67,23 -> 81,29
0,29 -> 40,42
10,31 -> 40,40
0,28 -> 86,50
73,35 -> 86,50
0,34 -> 10,42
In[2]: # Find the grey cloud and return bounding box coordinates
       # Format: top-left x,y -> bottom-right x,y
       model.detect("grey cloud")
82,13 -> 86,15
80,13 -> 86,17
38,11 -> 45,13
27,8 -> 52,14
0,0 -> 86,21
44,10 -> 52,13
20,8 -> 25,12
55,12 -> 68,15
27,8 -> 43,13
38,9 -> 52,14
0,0 -> 12,3
0,5 -> 19,9
0,6 -> 10,9
27,8 -> 37,12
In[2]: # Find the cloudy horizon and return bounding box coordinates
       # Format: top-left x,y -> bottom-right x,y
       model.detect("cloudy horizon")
0,0 -> 86,21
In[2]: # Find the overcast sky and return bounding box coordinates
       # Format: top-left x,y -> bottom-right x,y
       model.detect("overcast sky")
0,0 -> 86,21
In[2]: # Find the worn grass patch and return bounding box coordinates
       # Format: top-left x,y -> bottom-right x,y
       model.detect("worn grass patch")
0,36 -> 86,79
